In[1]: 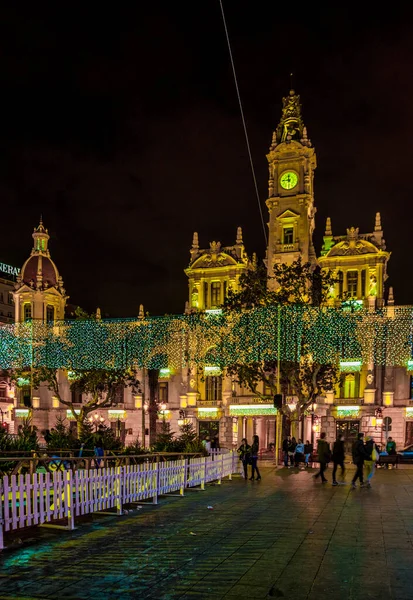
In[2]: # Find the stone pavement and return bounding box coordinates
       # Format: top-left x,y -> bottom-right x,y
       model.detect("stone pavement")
1,465 -> 413,600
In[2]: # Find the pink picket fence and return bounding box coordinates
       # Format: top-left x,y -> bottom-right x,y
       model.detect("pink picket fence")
0,452 -> 238,549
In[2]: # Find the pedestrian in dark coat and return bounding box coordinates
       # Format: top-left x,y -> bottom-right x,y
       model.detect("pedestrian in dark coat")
237,438 -> 251,479
314,432 -> 330,483
282,435 -> 291,467
351,432 -> 367,488
332,434 -> 345,485
249,435 -> 261,481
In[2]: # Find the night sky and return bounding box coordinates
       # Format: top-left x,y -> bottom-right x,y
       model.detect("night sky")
1,3 -> 413,317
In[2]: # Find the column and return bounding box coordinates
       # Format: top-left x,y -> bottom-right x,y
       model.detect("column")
246,417 -> 254,442
356,269 -> 362,299
237,417 -> 244,446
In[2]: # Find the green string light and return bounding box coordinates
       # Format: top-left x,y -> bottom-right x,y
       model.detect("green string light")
0,305 -> 413,370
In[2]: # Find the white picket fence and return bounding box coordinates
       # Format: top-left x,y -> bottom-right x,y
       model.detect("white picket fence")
0,452 -> 238,549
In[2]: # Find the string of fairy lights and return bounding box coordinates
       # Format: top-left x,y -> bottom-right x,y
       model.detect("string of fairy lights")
0,305 -> 413,370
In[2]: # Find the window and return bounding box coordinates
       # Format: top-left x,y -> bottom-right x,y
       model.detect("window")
223,281 -> 227,299
7,312 -> 12,318
46,305 -> 54,322
206,376 -> 222,401
0,293 -> 3,303
0,384 -> 7,399
71,390 -> 83,404
114,385 -> 124,404
22,386 -> 31,407
264,382 -> 272,396
283,227 -> 294,245
340,373 -> 360,399
347,271 -> 358,297
23,303 -> 32,321
8,293 -> 13,305
211,282 -> 221,307
337,271 -> 343,298
361,270 -> 366,297
410,376 -> 413,399
158,382 -> 168,403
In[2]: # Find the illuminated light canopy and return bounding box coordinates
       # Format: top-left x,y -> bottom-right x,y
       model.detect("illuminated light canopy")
406,407 -> 413,419
229,404 -> 277,416
2,306 -> 413,371
198,407 -> 219,419
204,365 -> 222,376
336,406 -> 360,419
159,368 -> 171,377
15,408 -> 30,418
16,377 -> 30,387
66,409 -> 81,420
339,360 -> 362,372
108,409 -> 126,420
205,309 -> 223,316
407,360 -> 413,372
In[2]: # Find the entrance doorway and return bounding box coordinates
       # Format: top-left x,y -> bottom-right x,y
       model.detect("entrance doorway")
199,420 -> 219,441
336,420 -> 360,454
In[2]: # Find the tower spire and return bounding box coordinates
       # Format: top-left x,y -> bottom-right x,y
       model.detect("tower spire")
374,212 -> 382,231
273,89 -> 309,146
325,217 -> 332,236
236,226 -> 243,245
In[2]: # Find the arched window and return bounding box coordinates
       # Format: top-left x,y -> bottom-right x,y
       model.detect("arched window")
46,305 -> 54,322
23,303 -> 32,321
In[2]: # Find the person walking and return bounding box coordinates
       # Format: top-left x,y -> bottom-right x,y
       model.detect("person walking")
314,432 -> 330,483
238,438 -> 251,479
364,435 -> 380,488
249,435 -> 261,481
351,432 -> 367,488
282,435 -> 291,467
202,436 -> 211,453
304,440 -> 313,467
332,434 -> 345,486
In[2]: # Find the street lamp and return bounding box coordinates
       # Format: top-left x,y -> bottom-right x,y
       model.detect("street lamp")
375,407 -> 383,428
88,413 -> 104,431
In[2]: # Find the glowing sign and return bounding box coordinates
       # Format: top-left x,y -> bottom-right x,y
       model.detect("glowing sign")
0,262 -> 20,277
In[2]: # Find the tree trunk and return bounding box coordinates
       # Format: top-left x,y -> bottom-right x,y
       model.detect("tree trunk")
148,369 -> 159,446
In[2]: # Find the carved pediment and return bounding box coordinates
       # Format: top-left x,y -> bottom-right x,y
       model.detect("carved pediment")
276,209 -> 300,221
191,251 -> 238,269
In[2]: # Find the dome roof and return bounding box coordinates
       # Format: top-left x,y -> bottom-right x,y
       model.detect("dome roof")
21,255 -> 58,287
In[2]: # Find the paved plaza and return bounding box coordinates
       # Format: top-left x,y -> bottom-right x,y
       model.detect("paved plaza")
1,465 -> 413,599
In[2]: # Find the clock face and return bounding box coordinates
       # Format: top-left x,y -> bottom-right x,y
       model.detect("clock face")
280,171 -> 298,190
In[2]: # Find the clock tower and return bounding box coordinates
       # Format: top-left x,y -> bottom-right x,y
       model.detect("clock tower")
266,90 -> 317,287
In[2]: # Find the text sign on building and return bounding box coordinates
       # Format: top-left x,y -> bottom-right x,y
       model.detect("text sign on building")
0,262 -> 20,277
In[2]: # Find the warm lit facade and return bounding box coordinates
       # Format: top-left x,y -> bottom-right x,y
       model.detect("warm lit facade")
2,90 -> 413,452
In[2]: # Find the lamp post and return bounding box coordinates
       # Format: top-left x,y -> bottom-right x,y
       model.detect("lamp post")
310,402 -> 318,448
88,413 -> 104,432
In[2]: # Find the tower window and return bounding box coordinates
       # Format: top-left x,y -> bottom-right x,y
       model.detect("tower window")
206,376 -> 222,401
23,303 -> 32,321
46,305 -> 54,322
283,227 -> 294,245
347,271 -> 358,298
211,282 -> 221,307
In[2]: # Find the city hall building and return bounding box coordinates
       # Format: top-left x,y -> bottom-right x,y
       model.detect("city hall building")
1,90 -> 413,453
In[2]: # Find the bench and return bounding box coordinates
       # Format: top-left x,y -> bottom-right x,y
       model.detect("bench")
378,454 -> 398,468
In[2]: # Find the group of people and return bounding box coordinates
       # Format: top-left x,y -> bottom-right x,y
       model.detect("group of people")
201,434 -> 220,453
282,436 -> 314,467
314,431 -> 382,488
237,435 -> 261,480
